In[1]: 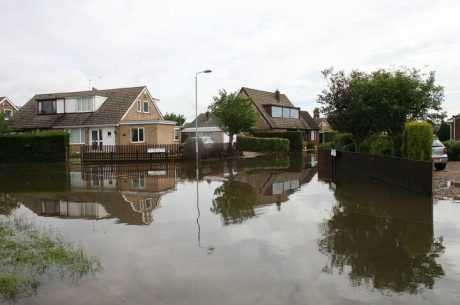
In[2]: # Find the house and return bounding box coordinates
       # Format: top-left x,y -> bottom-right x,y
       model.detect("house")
181,111 -> 229,143
313,117 -> 333,143
0,96 -> 19,120
447,115 -> 460,140
14,86 -> 179,155
237,87 -> 319,144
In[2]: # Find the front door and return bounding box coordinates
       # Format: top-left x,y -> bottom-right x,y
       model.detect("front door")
90,129 -> 103,150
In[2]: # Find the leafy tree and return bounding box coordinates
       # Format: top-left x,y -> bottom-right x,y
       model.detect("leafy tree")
163,112 -> 186,126
437,121 -> 450,142
318,67 -> 444,154
313,107 -> 320,118
208,89 -> 257,152
317,68 -> 375,151
0,113 -> 14,134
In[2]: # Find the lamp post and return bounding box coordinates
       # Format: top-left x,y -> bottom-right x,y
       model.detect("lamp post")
195,69 -> 212,161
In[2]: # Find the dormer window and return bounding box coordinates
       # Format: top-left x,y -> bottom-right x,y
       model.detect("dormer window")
271,106 -> 299,119
38,100 -> 56,114
77,97 -> 93,112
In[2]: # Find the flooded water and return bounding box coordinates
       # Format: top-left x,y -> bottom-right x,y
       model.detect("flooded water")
1,154 -> 460,305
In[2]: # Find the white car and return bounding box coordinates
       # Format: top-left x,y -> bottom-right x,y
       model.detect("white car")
432,139 -> 448,171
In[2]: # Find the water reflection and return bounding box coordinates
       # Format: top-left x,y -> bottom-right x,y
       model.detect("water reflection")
318,174 -> 445,294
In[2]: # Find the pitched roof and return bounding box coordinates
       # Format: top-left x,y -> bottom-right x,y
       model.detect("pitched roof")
183,112 -> 219,128
239,87 -> 306,130
14,86 -> 145,129
300,111 -> 319,130
0,96 -> 19,110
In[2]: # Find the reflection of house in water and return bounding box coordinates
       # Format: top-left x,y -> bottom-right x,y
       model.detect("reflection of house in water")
20,164 -> 179,225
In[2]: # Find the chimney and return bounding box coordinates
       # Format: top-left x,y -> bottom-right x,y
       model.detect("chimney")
275,89 -> 280,101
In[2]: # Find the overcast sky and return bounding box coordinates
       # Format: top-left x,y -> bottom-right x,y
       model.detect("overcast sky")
1,0 -> 459,121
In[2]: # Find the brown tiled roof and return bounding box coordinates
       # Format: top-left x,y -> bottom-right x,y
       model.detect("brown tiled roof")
239,87 -> 306,130
300,111 -> 319,130
183,112 -> 220,128
313,117 -> 326,125
14,86 -> 145,130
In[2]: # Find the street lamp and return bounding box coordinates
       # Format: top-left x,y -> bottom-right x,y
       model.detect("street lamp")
195,70 -> 212,160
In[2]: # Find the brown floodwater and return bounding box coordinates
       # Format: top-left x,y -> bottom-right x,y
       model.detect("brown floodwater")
1,154 -> 459,305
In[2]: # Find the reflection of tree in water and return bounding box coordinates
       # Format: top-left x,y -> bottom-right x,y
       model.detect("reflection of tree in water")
211,180 -> 258,225
318,189 -> 445,294
0,194 -> 18,215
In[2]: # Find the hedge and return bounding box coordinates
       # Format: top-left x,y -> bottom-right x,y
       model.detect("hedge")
237,135 -> 289,153
443,140 -> 460,161
0,131 -> 69,163
252,131 -> 303,152
401,121 -> 432,162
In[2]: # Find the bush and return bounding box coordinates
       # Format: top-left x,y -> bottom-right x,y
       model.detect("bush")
0,131 -> 69,164
236,135 -> 289,153
324,132 -> 336,143
318,132 -> 354,151
252,131 -> 303,152
443,140 -> 460,161
401,121 -> 432,161
437,121 -> 450,142
369,136 -> 392,155
183,138 -> 207,159
306,143 -> 315,150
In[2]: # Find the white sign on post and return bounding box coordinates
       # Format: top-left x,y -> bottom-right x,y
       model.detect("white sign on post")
331,149 -> 337,157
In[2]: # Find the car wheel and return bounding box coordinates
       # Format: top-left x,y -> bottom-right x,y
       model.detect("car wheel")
435,163 -> 446,171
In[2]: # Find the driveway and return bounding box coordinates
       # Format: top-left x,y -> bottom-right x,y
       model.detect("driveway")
433,161 -> 460,200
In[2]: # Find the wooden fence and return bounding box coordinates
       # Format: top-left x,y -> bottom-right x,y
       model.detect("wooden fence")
317,148 -> 433,197
80,143 -> 235,163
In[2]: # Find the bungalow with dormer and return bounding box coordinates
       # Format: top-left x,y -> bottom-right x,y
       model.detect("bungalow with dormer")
237,87 -> 320,145
0,96 -> 19,120
14,86 -> 178,155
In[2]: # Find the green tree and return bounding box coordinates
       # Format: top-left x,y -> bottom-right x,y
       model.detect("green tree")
437,121 -> 450,142
208,89 -> 257,152
313,107 -> 320,118
317,68 -> 375,152
0,113 -> 14,134
163,112 -> 186,126
318,67 -> 444,154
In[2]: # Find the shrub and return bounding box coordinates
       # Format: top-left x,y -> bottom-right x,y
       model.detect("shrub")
437,121 -> 450,142
318,132 -> 354,151
252,131 -> 303,152
0,131 -> 69,164
401,121 -> 432,161
306,143 -> 315,150
236,135 -> 289,153
369,136 -> 392,155
183,138 -> 207,159
323,132 -> 336,143
443,140 -> 460,161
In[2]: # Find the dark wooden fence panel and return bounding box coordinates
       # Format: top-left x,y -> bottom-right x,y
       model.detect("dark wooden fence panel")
318,149 -> 432,197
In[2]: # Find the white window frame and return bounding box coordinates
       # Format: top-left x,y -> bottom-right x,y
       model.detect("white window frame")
3,109 -> 12,120
77,97 -> 93,112
131,127 -> 145,143
137,100 -> 142,112
272,106 -> 282,118
38,100 -> 57,114
310,130 -> 316,141
282,108 -> 290,118
143,100 -> 149,113
173,127 -> 180,141
68,128 -> 86,145
290,108 -> 299,119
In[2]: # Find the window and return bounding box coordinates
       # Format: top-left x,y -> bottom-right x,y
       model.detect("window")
132,174 -> 146,189
272,106 -> 282,117
131,127 -> 144,143
137,100 -> 141,112
310,130 -> 316,141
290,108 -> 299,119
143,100 -> 149,113
38,100 -> 56,114
68,128 -> 85,144
3,109 -> 12,120
283,108 -> 290,118
174,127 -> 180,141
77,98 -> 93,112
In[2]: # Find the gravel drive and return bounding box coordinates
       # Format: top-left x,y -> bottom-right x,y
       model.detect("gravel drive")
433,161 -> 460,200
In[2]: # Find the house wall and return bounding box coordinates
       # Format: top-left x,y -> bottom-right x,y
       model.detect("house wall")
117,124 -> 175,145
0,99 -> 18,119
454,117 -> 460,140
122,90 -> 162,121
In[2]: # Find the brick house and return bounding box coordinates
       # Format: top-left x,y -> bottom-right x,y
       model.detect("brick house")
14,86 -> 178,155
447,115 -> 460,140
237,87 -> 320,145
0,96 -> 19,120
